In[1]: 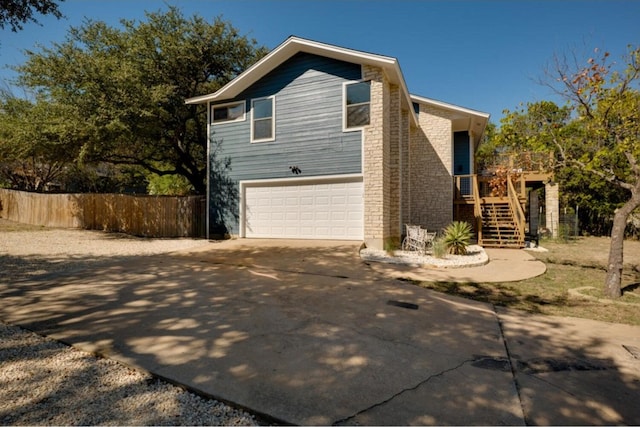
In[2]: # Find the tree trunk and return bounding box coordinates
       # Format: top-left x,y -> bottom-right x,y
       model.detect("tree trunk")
604,195 -> 640,298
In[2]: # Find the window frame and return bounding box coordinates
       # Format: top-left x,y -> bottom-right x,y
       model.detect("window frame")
211,101 -> 246,125
250,96 -> 276,143
343,80 -> 371,131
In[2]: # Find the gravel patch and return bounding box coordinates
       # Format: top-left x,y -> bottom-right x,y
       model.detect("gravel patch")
0,220 -> 258,425
360,245 -> 489,268
0,322 -> 258,426
0,219 -> 212,281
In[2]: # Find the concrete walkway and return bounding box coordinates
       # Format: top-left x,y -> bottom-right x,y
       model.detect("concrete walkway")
1,239 -> 639,425
367,247 -> 548,283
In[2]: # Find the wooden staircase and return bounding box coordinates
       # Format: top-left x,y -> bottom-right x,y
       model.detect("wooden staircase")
479,200 -> 524,248
455,174 -> 527,249
454,156 -> 554,249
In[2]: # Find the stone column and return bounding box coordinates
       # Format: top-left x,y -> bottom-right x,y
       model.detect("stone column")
545,181 -> 560,238
362,65 -> 390,250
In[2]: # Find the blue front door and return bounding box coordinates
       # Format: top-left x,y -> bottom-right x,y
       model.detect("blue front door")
454,131 -> 471,195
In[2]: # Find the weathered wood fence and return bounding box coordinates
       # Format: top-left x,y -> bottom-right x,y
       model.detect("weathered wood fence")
0,189 -> 206,238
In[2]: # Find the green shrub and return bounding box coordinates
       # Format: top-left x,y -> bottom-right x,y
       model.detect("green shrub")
147,173 -> 194,196
432,237 -> 447,258
442,221 -> 472,255
384,237 -> 400,254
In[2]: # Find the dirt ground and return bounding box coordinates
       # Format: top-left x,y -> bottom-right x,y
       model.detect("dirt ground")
2,218 -> 638,270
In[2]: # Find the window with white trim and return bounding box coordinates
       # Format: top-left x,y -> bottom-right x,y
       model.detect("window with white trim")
344,81 -> 370,129
211,101 -> 245,124
251,97 -> 275,142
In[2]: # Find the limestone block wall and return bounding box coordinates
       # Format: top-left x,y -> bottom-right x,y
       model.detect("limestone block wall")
400,107 -> 411,228
361,91 -> 463,242
410,104 -> 454,232
362,65 -> 391,250
388,84 -> 401,241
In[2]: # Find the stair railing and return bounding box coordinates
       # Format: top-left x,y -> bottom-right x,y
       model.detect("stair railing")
472,175 -> 483,245
506,174 -> 526,246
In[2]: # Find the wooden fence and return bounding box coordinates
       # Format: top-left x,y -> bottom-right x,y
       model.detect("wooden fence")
0,189 -> 206,238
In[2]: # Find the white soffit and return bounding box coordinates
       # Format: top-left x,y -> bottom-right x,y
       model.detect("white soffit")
411,94 -> 490,135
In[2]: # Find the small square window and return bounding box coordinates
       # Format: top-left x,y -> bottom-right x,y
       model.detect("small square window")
212,101 -> 245,124
345,81 -> 370,129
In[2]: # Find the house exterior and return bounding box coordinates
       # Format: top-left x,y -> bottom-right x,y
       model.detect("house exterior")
186,36 -> 489,250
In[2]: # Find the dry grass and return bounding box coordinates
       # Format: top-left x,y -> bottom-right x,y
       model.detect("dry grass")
418,236 -> 640,326
0,219 -> 49,232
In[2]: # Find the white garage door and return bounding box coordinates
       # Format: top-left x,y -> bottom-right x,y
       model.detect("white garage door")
244,179 -> 363,240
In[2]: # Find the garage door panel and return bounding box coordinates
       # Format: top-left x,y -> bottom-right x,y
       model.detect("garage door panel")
332,211 -> 346,221
245,179 -> 363,240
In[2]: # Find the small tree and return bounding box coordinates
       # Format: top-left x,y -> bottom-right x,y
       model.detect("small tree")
546,46 -> 640,298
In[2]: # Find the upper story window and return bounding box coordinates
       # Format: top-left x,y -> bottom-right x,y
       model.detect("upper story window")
251,97 -> 275,142
344,81 -> 370,130
212,101 -> 245,124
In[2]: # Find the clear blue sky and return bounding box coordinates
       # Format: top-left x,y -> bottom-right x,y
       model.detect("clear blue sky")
1,0 -> 638,123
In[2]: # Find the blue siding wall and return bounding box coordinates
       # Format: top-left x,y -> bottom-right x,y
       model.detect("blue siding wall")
209,52 -> 364,234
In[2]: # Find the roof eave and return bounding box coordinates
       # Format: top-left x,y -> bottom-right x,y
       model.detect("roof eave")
410,94 -> 490,119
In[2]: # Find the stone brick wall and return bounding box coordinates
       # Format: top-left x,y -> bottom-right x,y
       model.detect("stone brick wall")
409,104 -> 454,232
401,107 -> 411,228
362,65 -> 390,249
361,68 -> 460,247
388,84 -> 401,241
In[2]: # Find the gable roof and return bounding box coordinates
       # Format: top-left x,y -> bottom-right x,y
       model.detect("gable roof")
185,36 -> 418,126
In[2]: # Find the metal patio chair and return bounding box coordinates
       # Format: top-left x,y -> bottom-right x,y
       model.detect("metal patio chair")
402,224 -> 436,254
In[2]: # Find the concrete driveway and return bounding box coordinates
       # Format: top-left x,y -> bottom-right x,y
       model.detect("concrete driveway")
1,239 -> 639,425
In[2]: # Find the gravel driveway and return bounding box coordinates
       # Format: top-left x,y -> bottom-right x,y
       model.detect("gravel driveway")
0,219 -> 259,426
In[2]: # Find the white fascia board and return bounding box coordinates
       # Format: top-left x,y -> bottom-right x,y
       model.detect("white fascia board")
410,94 -> 490,120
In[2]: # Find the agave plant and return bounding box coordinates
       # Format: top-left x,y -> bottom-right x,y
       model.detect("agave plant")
442,221 -> 472,255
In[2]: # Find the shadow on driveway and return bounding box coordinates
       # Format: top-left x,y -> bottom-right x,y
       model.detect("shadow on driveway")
1,239 -> 639,425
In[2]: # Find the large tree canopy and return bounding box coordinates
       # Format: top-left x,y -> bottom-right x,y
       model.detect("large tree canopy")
11,7 -> 268,193
0,0 -> 63,32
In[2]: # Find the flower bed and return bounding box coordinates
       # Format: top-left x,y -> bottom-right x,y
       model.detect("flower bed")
360,245 -> 489,269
